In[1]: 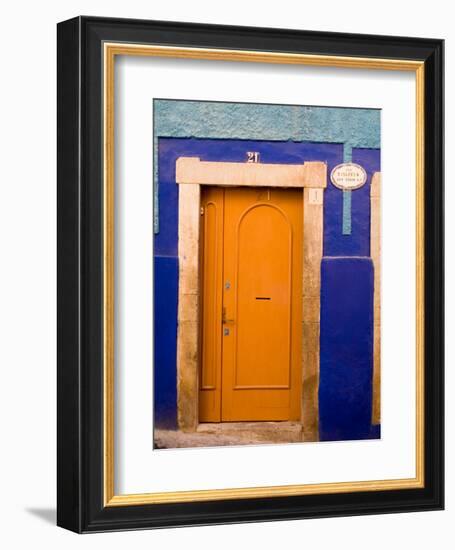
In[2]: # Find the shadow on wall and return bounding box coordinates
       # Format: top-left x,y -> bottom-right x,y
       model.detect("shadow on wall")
25,508 -> 56,525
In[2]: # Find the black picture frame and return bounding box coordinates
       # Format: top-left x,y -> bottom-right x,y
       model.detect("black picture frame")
57,16 -> 444,533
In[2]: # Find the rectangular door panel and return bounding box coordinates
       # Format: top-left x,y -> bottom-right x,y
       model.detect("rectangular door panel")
198,187 -> 224,422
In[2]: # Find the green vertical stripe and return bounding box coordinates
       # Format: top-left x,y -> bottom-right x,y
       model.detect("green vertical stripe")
342,191 -> 352,235
342,143 -> 353,235
154,137 -> 160,234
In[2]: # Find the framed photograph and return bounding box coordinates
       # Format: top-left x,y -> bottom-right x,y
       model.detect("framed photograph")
57,16 -> 444,532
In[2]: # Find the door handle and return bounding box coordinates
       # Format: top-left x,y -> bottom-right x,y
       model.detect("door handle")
222,307 -> 235,324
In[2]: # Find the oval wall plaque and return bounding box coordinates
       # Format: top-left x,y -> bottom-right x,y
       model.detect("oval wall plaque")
330,163 -> 367,190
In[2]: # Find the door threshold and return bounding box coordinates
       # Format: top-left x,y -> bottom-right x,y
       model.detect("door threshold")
196,421 -> 303,443
197,421 -> 302,433
154,421 -> 304,449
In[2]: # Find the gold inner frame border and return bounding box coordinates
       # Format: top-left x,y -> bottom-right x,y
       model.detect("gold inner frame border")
103,42 -> 425,506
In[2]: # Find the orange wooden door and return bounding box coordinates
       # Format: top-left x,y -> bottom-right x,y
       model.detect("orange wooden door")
199,187 -> 303,422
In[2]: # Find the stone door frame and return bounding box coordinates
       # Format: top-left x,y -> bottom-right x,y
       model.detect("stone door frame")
175,157 -> 327,440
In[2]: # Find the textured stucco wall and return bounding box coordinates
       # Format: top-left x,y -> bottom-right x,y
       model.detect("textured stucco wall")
154,100 -> 380,144
154,99 -> 380,441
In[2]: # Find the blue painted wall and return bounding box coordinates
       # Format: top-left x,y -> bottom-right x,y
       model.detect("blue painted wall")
154,256 -> 178,429
319,257 -> 374,440
153,100 -> 381,441
319,146 -> 381,441
324,157 -> 372,257
155,137 -> 342,429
